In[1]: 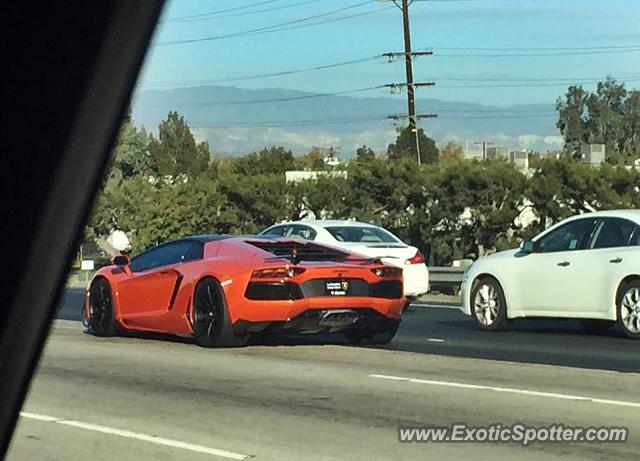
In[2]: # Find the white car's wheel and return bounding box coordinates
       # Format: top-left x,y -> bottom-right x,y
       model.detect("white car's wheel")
617,281 -> 640,340
470,277 -> 508,331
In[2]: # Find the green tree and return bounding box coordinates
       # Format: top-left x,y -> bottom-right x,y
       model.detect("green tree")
233,146 -> 296,175
110,112 -> 151,181
556,78 -> 640,163
622,90 -> 640,160
149,111 -> 209,177
288,175 -> 349,220
218,172 -> 289,234
293,147 -> 326,170
356,145 -> 376,161
556,85 -> 588,156
585,79 -> 626,158
387,126 -> 439,164
439,140 -> 464,162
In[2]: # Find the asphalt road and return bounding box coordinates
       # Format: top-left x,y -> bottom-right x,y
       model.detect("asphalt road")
6,289 -> 640,460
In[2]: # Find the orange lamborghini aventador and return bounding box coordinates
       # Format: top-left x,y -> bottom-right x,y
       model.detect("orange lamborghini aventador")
83,235 -> 405,347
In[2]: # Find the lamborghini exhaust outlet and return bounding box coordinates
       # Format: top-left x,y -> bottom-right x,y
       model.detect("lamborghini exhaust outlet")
318,309 -> 359,328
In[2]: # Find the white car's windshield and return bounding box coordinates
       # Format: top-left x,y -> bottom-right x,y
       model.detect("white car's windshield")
325,226 -> 400,244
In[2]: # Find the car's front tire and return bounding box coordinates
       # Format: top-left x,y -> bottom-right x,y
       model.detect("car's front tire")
470,277 -> 509,331
617,280 -> 640,340
85,277 -> 122,336
193,278 -> 249,348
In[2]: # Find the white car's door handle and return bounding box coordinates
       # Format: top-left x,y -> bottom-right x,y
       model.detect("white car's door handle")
610,257 -> 623,264
557,261 -> 570,267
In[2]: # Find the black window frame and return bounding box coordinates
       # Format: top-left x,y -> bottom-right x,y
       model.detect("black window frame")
261,225 -> 289,237
629,225 -> 640,246
588,217 -> 639,249
534,218 -> 598,254
128,240 -> 204,273
325,225 -> 399,244
289,224 -> 317,240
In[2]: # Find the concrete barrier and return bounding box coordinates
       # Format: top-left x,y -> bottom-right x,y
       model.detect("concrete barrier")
428,266 -> 465,295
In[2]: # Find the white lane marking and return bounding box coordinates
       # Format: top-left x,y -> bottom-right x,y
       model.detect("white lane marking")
369,374 -> 640,409
20,412 -> 58,422
411,303 -> 461,310
20,412 -> 249,460
426,338 -> 445,343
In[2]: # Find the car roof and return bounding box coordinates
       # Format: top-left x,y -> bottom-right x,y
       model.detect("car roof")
563,209 -> 640,224
271,220 -> 381,229
181,234 -> 234,243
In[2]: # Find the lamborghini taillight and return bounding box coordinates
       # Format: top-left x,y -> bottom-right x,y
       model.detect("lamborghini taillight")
251,267 -> 306,279
371,267 -> 402,278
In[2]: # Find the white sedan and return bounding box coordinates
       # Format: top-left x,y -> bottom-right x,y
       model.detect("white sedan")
259,220 -> 429,302
460,210 -> 640,338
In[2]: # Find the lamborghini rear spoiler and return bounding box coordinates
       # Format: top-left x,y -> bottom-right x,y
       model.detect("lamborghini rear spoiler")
246,240 -> 382,265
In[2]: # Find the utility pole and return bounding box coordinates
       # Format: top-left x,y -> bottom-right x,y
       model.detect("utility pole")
400,0 -> 418,162
382,0 -> 433,164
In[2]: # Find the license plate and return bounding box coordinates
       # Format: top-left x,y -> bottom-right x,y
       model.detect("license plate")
325,280 -> 350,296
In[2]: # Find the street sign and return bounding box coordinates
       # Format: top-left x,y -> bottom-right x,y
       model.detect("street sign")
81,260 -> 95,271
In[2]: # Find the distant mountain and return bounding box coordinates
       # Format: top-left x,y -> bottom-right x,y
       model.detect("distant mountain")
131,85 -> 561,156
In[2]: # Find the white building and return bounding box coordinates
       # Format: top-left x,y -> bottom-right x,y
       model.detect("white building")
509,150 -> 529,170
285,170 -> 348,183
581,144 -> 606,166
486,146 -> 509,161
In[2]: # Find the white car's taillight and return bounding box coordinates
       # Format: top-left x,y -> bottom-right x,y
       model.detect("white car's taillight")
405,251 -> 426,265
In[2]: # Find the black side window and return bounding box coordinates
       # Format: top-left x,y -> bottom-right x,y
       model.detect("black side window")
591,218 -> 637,249
630,226 -> 640,246
180,241 -> 204,262
129,246 -> 166,273
262,225 -> 287,236
129,241 -> 203,272
290,225 -> 317,240
536,218 -> 596,253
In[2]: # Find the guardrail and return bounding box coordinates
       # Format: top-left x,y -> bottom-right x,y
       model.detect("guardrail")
428,266 -> 465,295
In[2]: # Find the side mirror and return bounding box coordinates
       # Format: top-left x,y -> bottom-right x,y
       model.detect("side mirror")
112,255 -> 130,266
520,240 -> 535,254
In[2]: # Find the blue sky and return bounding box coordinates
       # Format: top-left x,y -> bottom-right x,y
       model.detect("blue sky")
137,0 -> 640,107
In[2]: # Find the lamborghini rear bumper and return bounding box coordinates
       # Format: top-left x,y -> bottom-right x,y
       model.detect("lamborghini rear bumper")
233,308 -> 400,335
230,294 -> 404,325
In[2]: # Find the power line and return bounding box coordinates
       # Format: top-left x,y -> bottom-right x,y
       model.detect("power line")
141,55 -> 382,87
164,0 -> 322,23
431,48 -> 640,58
443,113 -> 557,119
424,75 -> 640,82
165,0 -> 281,22
190,115 -> 390,128
231,5 -> 394,39
137,85 -> 385,107
186,111 -> 559,129
157,1 -> 376,46
429,44 -> 640,51
435,78 -> 640,88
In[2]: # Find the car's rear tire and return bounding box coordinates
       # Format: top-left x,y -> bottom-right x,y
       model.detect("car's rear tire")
85,277 -> 122,337
579,319 -> 615,334
617,280 -> 640,340
344,320 -> 400,345
193,278 -> 248,348
402,298 -> 414,312
470,277 -> 509,331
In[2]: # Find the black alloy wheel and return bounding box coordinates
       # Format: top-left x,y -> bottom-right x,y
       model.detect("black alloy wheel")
86,277 -> 120,336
